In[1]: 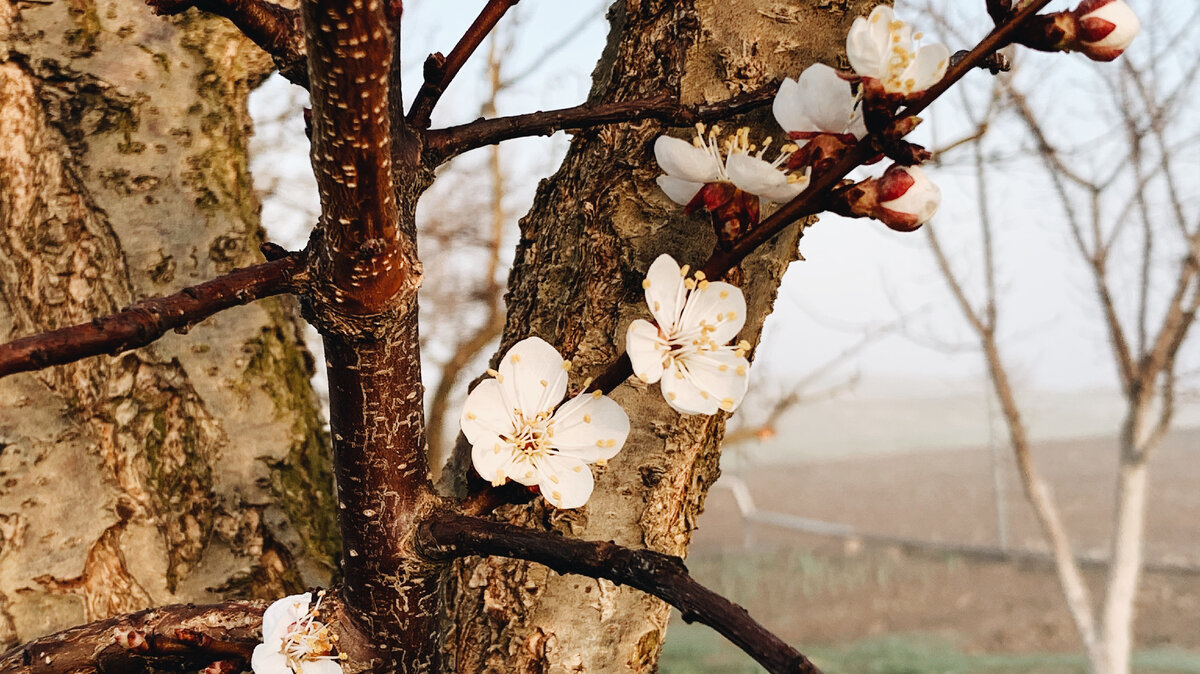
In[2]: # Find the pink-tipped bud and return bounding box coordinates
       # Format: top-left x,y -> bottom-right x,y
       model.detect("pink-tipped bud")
876,165 -> 941,231
1072,0 -> 1140,61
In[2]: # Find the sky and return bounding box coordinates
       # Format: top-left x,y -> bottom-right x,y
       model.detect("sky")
249,0 -> 1199,429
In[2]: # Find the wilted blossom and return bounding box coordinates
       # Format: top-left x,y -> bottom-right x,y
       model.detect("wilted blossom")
252,592 -> 342,674
626,254 -> 751,415
460,337 -> 630,509
846,5 -> 949,99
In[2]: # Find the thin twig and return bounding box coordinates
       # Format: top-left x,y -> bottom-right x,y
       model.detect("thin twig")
425,88 -> 777,162
0,254 -> 304,379
585,0 -> 1054,394
419,513 -> 822,674
407,0 -> 520,128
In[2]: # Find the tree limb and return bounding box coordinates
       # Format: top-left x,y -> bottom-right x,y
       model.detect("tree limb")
418,513 -> 822,674
424,88 -> 777,163
145,0 -> 308,87
583,1 -> 1053,397
0,253 -> 304,379
0,601 -> 265,674
407,0 -> 520,129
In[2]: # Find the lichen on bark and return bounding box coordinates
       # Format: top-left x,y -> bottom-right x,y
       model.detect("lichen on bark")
0,0 -> 333,646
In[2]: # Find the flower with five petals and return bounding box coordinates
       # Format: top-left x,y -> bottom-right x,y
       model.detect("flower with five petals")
626,254 -> 751,415
460,337 -> 630,509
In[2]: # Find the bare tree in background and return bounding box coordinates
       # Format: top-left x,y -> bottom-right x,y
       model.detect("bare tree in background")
925,5 -> 1199,671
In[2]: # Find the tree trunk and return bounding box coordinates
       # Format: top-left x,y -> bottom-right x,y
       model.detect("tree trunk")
438,1 -> 875,670
1098,405 -> 1154,674
0,0 -> 334,648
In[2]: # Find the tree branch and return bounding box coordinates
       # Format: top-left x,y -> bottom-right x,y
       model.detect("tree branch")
0,253 -> 304,379
424,88 -> 778,163
146,0 -> 308,87
407,0 -> 520,129
302,0 -> 411,314
583,1 -> 1053,396
418,513 -> 821,674
0,601 -> 264,673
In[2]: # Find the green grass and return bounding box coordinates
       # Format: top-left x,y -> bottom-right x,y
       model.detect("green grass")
659,625 -> 1200,673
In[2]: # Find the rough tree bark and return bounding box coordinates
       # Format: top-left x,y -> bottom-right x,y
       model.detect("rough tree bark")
0,0 -> 335,647
438,1 -> 876,670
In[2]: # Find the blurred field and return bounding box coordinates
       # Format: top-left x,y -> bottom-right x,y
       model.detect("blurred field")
665,422 -> 1200,672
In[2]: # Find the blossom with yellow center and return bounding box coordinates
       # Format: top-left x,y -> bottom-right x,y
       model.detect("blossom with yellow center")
461,337 -> 630,509
252,592 -> 343,674
846,5 -> 948,98
625,254 -> 751,415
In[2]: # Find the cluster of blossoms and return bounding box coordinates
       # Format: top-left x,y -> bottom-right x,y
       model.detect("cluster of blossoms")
452,2 -> 1141,514
657,5 -> 948,237
252,592 -> 343,674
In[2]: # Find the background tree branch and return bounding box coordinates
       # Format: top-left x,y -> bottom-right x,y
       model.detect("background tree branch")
0,253 -> 304,379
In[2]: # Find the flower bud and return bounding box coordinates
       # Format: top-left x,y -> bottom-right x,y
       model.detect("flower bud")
877,165 -> 941,231
1073,0 -> 1140,62
832,164 -> 941,232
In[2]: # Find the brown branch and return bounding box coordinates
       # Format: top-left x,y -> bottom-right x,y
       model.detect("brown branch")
0,253 -> 304,379
418,513 -> 821,674
407,0 -> 520,129
0,600 -> 265,673
146,0 -> 308,87
583,1 -> 1053,395
302,0 -> 410,314
425,88 -> 778,163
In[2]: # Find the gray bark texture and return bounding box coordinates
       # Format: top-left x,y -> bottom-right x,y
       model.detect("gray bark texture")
0,0 -> 335,648
439,1 -> 876,671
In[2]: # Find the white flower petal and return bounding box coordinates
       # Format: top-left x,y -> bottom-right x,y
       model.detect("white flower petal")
497,337 -> 568,418
726,153 -> 803,203
1081,0 -> 1140,51
659,360 -> 720,415
792,63 -> 859,135
905,43 -> 949,92
460,379 -> 514,448
644,254 -> 687,331
252,643 -> 289,674
846,6 -> 894,78
656,175 -> 704,205
654,135 -> 722,184
881,165 -> 941,225
626,319 -> 668,384
471,438 -> 522,484
299,659 -> 346,674
550,392 -> 630,461
534,454 -> 595,509
261,593 -> 310,640
677,281 -> 746,345
683,349 -> 751,412
771,76 -> 814,134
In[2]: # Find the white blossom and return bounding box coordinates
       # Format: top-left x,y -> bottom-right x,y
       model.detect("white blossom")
252,592 -> 342,674
625,254 -> 751,415
460,337 -> 630,509
654,126 -> 809,206
772,63 -> 866,140
846,5 -> 949,97
1074,0 -> 1139,61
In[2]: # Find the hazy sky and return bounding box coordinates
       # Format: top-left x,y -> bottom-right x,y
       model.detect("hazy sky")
251,0 -> 1199,410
